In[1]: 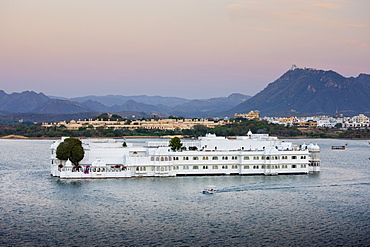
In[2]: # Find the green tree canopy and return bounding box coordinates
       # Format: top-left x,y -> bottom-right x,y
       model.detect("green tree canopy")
70,145 -> 84,165
56,141 -> 70,160
92,113 -> 124,121
56,137 -> 85,166
168,115 -> 185,120
169,137 -> 183,151
111,114 -> 124,121
93,113 -> 110,121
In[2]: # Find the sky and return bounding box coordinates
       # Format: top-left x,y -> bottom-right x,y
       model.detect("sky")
1,0 -> 369,99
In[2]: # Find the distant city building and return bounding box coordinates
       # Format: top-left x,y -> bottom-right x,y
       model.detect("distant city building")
292,120 -> 317,128
352,114 -> 369,123
343,114 -> 370,129
234,111 -> 260,120
263,113 -> 369,130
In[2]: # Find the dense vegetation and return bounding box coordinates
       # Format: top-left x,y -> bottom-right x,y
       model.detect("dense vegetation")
169,137 -> 183,151
92,113 -> 124,121
1,118 -> 370,139
56,137 -> 84,166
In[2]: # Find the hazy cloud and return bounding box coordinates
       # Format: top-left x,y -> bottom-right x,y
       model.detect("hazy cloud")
313,4 -> 338,9
345,24 -> 368,27
332,40 -> 368,47
225,1 -> 339,27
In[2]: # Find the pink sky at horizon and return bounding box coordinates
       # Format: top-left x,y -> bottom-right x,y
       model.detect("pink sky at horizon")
1,0 -> 369,99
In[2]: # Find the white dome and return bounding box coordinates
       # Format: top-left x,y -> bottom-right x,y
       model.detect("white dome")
307,143 -> 320,151
65,159 -> 73,167
301,143 -> 307,150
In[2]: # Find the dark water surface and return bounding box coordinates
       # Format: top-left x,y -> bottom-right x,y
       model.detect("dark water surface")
1,139 -> 370,246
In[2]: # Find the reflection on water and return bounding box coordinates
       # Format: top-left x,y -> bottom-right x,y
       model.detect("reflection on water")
1,139 -> 370,246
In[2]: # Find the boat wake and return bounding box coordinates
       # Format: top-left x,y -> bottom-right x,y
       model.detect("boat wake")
215,181 -> 370,194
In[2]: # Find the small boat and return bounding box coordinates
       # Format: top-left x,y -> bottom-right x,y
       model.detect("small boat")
332,146 -> 345,150
202,185 -> 217,194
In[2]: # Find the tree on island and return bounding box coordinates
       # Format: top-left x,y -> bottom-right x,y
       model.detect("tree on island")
56,137 -> 85,166
169,137 -> 183,151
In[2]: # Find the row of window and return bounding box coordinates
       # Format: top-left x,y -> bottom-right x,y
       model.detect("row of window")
151,155 -> 307,162
244,155 -> 307,160
151,157 -> 173,161
63,167 -> 131,172
309,162 -> 320,167
136,166 -> 170,172
169,164 -> 307,170
64,164 -> 308,173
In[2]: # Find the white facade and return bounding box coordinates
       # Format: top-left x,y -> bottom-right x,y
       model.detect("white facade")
43,118 -> 229,130
50,133 -> 320,179
263,114 -> 369,129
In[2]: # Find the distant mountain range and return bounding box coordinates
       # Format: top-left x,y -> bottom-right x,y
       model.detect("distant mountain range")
67,95 -> 190,107
1,67 -> 369,122
228,67 -> 370,116
0,90 -> 250,121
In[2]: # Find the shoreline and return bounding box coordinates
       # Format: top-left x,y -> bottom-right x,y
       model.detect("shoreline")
1,135 -> 369,140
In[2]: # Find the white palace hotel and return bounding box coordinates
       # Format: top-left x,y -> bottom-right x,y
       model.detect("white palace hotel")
50,131 -> 320,179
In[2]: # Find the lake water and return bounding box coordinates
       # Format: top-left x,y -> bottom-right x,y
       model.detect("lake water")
1,138 -> 370,246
